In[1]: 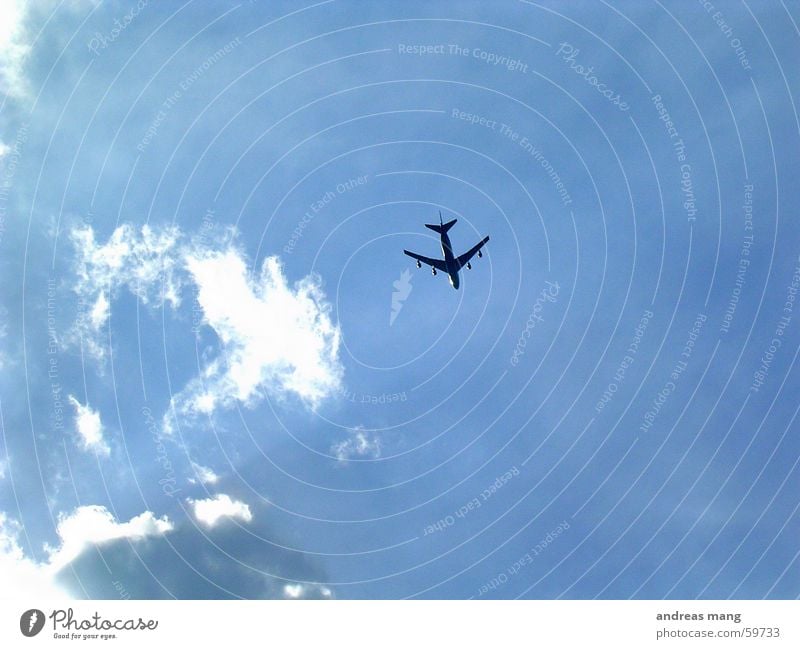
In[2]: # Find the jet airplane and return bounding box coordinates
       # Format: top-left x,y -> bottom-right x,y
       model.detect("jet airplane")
404,213 -> 489,290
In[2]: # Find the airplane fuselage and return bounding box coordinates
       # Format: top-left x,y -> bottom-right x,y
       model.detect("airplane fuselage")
440,232 -> 460,289
403,214 -> 488,290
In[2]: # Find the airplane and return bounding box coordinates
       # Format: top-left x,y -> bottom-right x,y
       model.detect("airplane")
404,212 -> 489,290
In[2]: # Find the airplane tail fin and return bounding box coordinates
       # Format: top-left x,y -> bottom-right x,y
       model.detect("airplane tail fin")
425,218 -> 457,234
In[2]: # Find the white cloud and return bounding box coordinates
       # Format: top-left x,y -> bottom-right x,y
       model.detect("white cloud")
69,223 -> 182,359
188,494 -> 252,528
282,582 -> 333,599
0,505 -> 173,600
169,247 -> 342,424
188,461 -> 219,485
0,1 -> 30,99
0,457 -> 7,479
46,505 -> 173,572
0,514 -> 69,599
0,1 -> 102,100
0,141 -> 9,158
68,395 -> 109,456
67,224 -> 343,426
331,426 -> 381,461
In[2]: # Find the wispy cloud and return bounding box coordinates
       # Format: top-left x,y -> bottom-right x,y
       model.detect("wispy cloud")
188,494 -> 252,528
0,306 -> 6,370
69,223 -> 182,360
330,426 -> 381,461
282,582 -> 333,599
188,461 -> 219,485
68,395 -> 109,456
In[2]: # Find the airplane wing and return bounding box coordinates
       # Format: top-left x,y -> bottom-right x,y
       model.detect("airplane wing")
404,250 -> 447,272
455,236 -> 490,270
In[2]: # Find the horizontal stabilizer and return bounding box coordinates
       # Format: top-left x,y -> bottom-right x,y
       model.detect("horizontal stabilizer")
425,218 -> 457,234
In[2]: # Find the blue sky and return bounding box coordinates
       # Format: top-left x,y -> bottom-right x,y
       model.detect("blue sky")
0,0 -> 798,599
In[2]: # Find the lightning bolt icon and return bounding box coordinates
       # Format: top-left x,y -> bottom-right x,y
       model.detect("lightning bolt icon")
28,611 -> 38,632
